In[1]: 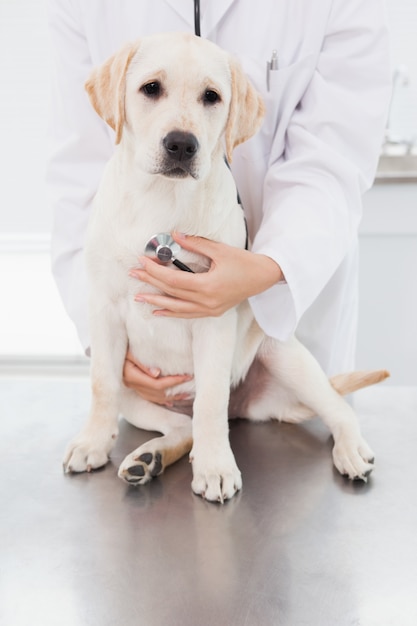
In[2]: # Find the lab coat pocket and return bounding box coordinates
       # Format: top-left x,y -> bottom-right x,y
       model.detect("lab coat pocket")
240,54 -> 317,155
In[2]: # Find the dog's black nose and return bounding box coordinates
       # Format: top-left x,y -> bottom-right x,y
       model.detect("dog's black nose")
163,131 -> 199,162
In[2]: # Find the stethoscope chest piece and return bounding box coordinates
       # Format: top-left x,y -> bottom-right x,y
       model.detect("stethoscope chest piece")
144,233 -> 194,273
145,233 -> 180,263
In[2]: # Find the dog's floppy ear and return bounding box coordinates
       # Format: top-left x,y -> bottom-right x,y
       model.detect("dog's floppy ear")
85,41 -> 139,144
225,58 -> 265,162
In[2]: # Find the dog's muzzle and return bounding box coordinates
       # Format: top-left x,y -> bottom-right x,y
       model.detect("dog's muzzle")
161,131 -> 199,178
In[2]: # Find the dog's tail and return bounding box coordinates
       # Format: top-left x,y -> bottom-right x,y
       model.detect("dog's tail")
330,369 -> 390,396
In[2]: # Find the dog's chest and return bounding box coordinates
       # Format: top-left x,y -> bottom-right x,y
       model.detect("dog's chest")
86,230 -> 196,371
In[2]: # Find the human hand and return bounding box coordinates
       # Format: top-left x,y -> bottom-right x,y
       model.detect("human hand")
129,232 -> 283,318
123,349 -> 193,406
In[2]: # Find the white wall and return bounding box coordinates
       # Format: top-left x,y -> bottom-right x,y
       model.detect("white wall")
358,185 -> 417,385
384,0 -> 417,142
0,0 -> 51,234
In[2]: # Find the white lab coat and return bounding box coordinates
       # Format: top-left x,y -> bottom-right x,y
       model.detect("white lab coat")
46,0 -> 391,374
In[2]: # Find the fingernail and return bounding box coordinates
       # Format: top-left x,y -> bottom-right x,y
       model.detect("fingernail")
149,367 -> 160,377
174,231 -> 187,240
134,295 -> 146,302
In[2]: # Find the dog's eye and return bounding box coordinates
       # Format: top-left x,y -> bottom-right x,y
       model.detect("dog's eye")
203,90 -> 220,105
141,81 -> 161,98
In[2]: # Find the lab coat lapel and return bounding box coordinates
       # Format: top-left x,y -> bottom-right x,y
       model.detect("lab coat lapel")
163,0 -> 237,36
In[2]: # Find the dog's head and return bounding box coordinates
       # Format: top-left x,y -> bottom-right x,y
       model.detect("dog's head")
85,33 -> 264,180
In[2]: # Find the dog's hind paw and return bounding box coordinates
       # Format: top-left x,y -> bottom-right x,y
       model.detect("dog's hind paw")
118,450 -> 163,485
332,435 -> 375,482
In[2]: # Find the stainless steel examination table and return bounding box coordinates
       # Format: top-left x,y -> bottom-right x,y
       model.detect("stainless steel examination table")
1,376 -> 416,626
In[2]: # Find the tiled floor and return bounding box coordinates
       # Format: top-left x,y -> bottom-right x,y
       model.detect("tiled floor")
1,377 -> 416,626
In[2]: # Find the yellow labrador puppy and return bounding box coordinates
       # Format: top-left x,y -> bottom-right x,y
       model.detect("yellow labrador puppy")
63,33 -> 388,502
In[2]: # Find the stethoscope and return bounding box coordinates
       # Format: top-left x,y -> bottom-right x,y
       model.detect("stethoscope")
143,2 -> 200,274
145,233 -> 195,273
143,1 -> 246,273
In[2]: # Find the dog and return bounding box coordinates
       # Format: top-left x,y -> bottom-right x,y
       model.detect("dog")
63,32 -> 388,502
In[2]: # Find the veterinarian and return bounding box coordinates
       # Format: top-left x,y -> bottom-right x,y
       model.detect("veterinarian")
47,0 -> 391,406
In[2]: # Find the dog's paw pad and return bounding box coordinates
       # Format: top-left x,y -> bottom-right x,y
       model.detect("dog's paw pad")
127,464 -> 146,477
118,451 -> 164,485
138,451 -> 162,476
138,452 -> 153,465
150,452 -> 163,476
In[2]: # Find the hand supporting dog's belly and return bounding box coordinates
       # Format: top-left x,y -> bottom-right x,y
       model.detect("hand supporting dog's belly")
123,349 -> 193,407
125,234 -> 282,405
129,233 -> 283,319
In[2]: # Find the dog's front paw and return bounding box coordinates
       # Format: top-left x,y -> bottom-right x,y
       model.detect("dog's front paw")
63,427 -> 118,474
118,449 -> 164,486
332,434 -> 375,482
190,446 -> 242,503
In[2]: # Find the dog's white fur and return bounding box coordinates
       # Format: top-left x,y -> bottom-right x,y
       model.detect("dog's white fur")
63,33 -> 388,502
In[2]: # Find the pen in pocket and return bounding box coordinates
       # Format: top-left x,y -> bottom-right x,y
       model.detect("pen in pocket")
266,50 -> 278,91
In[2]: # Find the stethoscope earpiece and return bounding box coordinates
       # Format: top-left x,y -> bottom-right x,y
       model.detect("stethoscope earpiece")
144,233 -> 194,273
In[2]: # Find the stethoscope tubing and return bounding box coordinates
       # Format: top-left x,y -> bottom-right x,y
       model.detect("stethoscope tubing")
194,0 -> 201,36
143,3 -> 247,271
